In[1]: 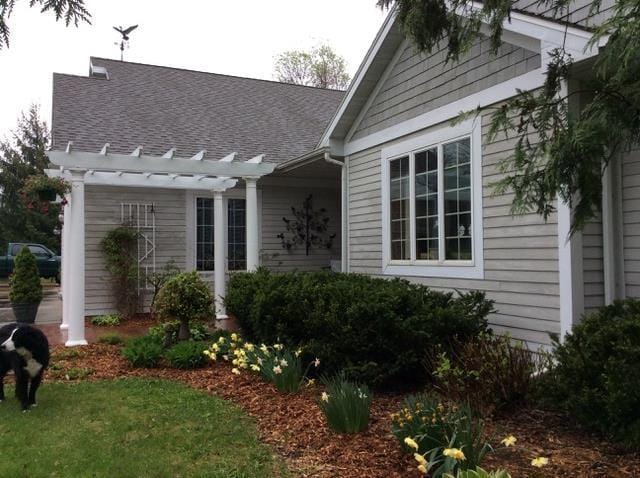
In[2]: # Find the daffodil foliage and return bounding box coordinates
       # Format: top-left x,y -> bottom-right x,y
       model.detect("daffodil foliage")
378,0 -> 640,233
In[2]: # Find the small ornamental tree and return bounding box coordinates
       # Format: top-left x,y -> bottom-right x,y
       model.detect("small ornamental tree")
152,271 -> 213,341
9,247 -> 43,304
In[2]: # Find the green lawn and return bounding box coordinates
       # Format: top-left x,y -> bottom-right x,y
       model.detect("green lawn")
0,378 -> 288,478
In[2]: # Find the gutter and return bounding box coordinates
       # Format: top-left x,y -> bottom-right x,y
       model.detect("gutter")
324,153 -> 348,274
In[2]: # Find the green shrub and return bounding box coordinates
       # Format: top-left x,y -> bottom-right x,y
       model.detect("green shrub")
153,272 -> 213,341
91,314 -> 122,326
122,335 -> 164,368
9,247 -> 43,304
318,374 -> 372,433
539,299 -> 640,448
148,320 -> 209,346
97,332 -> 124,345
164,341 -> 209,369
426,333 -> 544,416
392,394 -> 491,475
225,269 -> 493,386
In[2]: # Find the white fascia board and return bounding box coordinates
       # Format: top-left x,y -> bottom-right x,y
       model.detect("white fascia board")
317,7 -> 398,149
47,150 -> 275,178
344,68 -> 546,156
45,169 -> 238,191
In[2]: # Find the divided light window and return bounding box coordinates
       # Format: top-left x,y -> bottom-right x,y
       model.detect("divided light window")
196,198 -> 247,272
389,137 -> 473,263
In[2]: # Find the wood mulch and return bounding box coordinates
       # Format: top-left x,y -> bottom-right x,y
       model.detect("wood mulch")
46,344 -> 640,478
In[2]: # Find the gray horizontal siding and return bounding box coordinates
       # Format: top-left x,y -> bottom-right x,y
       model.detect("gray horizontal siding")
582,217 -> 605,314
347,109 -> 560,348
622,150 -> 640,298
84,186 -> 187,316
261,185 -> 341,272
351,38 -> 540,141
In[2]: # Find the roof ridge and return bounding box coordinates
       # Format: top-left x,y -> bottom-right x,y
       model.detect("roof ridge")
89,56 -> 347,93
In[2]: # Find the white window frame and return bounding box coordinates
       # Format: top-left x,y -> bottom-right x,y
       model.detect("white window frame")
381,119 -> 484,279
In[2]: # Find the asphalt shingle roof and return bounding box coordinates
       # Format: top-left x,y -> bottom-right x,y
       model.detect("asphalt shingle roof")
51,57 -> 345,163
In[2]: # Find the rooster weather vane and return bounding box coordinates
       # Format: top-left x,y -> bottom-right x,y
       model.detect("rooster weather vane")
113,24 -> 138,61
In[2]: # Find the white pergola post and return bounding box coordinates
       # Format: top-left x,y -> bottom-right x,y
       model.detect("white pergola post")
60,198 -> 70,330
245,177 -> 259,271
66,171 -> 88,346
213,190 -> 228,319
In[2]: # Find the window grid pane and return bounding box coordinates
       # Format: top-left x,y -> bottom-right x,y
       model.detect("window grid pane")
196,198 -> 214,271
415,148 -> 439,260
390,156 -> 410,260
443,138 -> 472,261
228,198 -> 246,271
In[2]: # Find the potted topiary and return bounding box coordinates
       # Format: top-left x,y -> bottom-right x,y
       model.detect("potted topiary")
9,247 -> 44,323
152,271 -> 213,341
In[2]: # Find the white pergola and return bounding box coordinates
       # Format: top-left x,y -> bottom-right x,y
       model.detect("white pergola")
46,143 -> 275,346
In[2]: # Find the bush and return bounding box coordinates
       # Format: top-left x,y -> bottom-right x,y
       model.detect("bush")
97,332 -> 124,345
165,341 -> 209,369
391,394 -> 491,475
91,314 -> 122,326
153,272 -> 213,341
426,333 -> 544,416
318,374 -> 372,433
122,335 -> 164,368
226,269 -> 493,386
148,320 -> 209,347
539,299 -> 640,448
9,247 -> 43,304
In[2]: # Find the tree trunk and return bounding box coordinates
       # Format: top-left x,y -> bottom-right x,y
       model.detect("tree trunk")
178,319 -> 190,341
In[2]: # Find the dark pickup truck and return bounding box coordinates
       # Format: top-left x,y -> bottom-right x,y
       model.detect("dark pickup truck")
0,243 -> 61,282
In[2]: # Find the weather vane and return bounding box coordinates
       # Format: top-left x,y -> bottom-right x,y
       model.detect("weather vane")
113,24 -> 138,61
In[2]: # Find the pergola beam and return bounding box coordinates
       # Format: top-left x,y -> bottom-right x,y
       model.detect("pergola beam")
46,169 -> 238,191
47,150 -> 275,177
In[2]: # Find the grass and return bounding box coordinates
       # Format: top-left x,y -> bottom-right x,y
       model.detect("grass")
0,378 -> 288,477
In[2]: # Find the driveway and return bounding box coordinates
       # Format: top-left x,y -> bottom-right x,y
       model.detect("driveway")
0,284 -> 62,325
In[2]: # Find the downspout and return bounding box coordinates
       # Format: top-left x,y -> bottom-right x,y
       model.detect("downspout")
324,153 -> 348,273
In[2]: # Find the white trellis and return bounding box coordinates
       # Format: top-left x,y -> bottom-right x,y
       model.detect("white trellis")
121,203 -> 156,292
47,142 -> 275,346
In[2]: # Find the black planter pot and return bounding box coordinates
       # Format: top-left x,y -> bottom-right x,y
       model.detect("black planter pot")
11,302 -> 40,324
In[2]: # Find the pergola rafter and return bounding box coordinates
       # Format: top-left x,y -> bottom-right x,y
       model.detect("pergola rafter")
47,142 -> 275,347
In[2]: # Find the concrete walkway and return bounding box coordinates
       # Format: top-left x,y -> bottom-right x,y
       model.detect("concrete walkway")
0,284 -> 62,325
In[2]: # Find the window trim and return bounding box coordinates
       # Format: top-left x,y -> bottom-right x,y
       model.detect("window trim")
381,119 -> 484,279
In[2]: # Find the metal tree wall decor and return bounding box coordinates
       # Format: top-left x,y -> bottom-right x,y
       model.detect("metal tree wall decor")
278,195 -> 335,255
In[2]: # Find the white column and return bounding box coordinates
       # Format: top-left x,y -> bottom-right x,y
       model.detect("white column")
66,171 -> 87,346
60,198 -> 70,330
213,190 -> 227,319
245,177 -> 259,272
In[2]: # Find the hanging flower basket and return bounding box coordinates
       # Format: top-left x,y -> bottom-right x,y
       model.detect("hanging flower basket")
21,176 -> 71,212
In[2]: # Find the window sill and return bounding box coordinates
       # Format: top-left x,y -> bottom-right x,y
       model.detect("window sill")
382,262 -> 484,279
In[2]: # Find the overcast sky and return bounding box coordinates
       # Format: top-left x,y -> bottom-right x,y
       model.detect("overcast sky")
0,0 -> 388,140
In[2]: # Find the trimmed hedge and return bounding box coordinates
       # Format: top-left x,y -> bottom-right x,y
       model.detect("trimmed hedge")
225,269 -> 493,386
539,299 -> 640,449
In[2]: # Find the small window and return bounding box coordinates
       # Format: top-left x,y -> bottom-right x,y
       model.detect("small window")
28,245 -> 49,257
11,244 -> 24,256
389,156 -> 410,260
195,197 -> 247,272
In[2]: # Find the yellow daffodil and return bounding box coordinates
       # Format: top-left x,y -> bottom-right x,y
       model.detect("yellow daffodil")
414,453 -> 427,467
501,435 -> 517,447
531,457 -> 549,468
260,344 -> 268,354
443,448 -> 465,461
306,378 -> 315,386
232,359 -> 239,366
250,364 -> 260,372
273,344 -> 283,351
417,464 -> 427,474
231,333 -> 239,342
321,392 -> 330,402
211,343 -> 220,352
295,348 -> 302,357
203,350 -> 211,356
404,437 -> 419,451
218,337 -> 226,344
231,368 -> 241,375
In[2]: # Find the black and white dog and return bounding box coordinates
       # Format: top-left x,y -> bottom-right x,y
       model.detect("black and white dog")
0,324 -> 50,410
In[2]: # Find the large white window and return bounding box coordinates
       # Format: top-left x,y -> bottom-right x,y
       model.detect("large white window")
381,120 -> 483,279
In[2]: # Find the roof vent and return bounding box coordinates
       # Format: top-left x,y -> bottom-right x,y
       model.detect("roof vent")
89,62 -> 109,79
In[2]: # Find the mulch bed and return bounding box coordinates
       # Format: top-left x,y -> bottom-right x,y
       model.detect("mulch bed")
47,344 -> 640,478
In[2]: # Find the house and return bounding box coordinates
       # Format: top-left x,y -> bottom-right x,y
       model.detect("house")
50,2 -> 638,348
